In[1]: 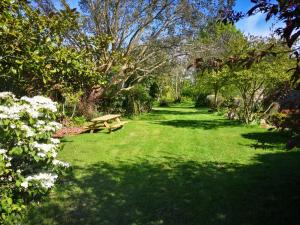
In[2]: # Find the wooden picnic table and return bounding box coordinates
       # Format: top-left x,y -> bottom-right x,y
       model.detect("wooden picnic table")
86,114 -> 127,133
91,114 -> 121,122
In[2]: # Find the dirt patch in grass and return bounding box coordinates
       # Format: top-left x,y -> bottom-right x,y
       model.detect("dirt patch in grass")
53,127 -> 86,138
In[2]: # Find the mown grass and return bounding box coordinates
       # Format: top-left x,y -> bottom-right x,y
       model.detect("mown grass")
25,105 -> 300,225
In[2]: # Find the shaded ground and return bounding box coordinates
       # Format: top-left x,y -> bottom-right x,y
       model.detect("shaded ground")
25,106 -> 300,225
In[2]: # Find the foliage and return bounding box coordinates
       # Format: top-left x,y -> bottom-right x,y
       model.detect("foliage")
0,0 -> 104,104
192,23 -> 294,123
122,85 -> 153,115
198,67 -> 232,110
149,83 -> 160,100
247,0 -> 300,89
191,22 -> 246,110
158,99 -> 170,107
194,93 -> 209,108
71,116 -> 88,127
0,92 -> 69,224
231,40 -> 293,123
72,0 -> 237,114
269,112 -> 300,149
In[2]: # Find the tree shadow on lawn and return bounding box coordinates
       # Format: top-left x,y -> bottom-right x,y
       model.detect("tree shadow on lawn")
137,109 -> 208,121
27,151 -> 300,225
151,108 -> 210,116
154,119 -> 241,130
241,131 -> 291,150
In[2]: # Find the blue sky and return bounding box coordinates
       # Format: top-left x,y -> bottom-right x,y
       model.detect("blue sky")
58,0 -> 281,37
234,0 -> 281,37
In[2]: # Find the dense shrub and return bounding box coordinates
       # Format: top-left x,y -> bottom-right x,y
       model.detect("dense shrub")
0,92 -> 69,224
268,112 -> 300,149
158,99 -> 170,107
123,85 -> 153,115
194,93 -> 209,108
206,94 -> 224,109
173,97 -> 182,103
71,116 -> 88,126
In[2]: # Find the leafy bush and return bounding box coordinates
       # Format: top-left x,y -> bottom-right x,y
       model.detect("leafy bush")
71,116 -> 87,126
195,93 -> 209,108
173,97 -> 182,103
123,85 -> 153,115
206,94 -> 224,109
159,99 -> 170,107
269,112 -> 300,149
0,92 -> 69,224
269,112 -> 300,133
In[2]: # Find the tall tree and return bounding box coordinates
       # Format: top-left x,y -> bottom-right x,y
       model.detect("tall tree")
75,0 -> 236,115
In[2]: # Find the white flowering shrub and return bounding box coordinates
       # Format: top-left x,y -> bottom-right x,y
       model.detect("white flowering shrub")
0,92 -> 69,224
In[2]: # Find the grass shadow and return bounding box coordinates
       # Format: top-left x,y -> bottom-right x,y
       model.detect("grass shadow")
26,151 -> 300,225
241,131 -> 291,150
151,109 -> 210,116
154,119 -> 241,130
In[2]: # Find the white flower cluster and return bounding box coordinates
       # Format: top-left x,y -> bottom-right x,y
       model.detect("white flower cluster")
0,94 -> 58,120
0,105 -> 21,120
0,148 -> 7,154
34,120 -> 62,132
21,96 -> 58,113
0,92 -> 70,193
0,92 -> 16,99
52,159 -> 70,168
21,172 -> 58,189
0,148 -> 12,167
31,142 -> 58,158
21,124 -> 36,137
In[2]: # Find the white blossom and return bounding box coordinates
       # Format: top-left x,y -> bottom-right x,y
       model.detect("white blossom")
24,107 -> 40,118
17,141 -> 24,146
0,105 -> 21,119
0,92 -> 15,99
34,120 -> 46,127
21,124 -> 35,137
52,159 -> 70,168
0,113 -> 8,119
23,172 -> 58,189
31,142 -> 57,158
50,138 -> 60,144
51,150 -> 58,158
48,121 -> 62,130
0,149 -> 7,154
20,180 -> 29,188
21,96 -> 57,112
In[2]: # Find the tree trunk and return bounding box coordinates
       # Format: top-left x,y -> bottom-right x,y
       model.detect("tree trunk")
71,104 -> 77,118
213,88 -> 219,111
78,87 -> 105,119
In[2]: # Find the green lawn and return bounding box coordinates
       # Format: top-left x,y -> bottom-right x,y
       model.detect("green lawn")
26,105 -> 300,225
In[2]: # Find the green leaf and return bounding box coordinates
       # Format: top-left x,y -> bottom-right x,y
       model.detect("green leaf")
10,147 -> 23,156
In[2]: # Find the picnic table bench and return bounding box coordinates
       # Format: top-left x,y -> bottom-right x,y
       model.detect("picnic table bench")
85,114 -> 127,133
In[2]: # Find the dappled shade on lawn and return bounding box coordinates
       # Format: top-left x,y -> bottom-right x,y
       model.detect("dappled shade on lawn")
26,106 -> 300,225
27,152 -> 300,225
155,119 -> 241,130
241,131 -> 291,150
